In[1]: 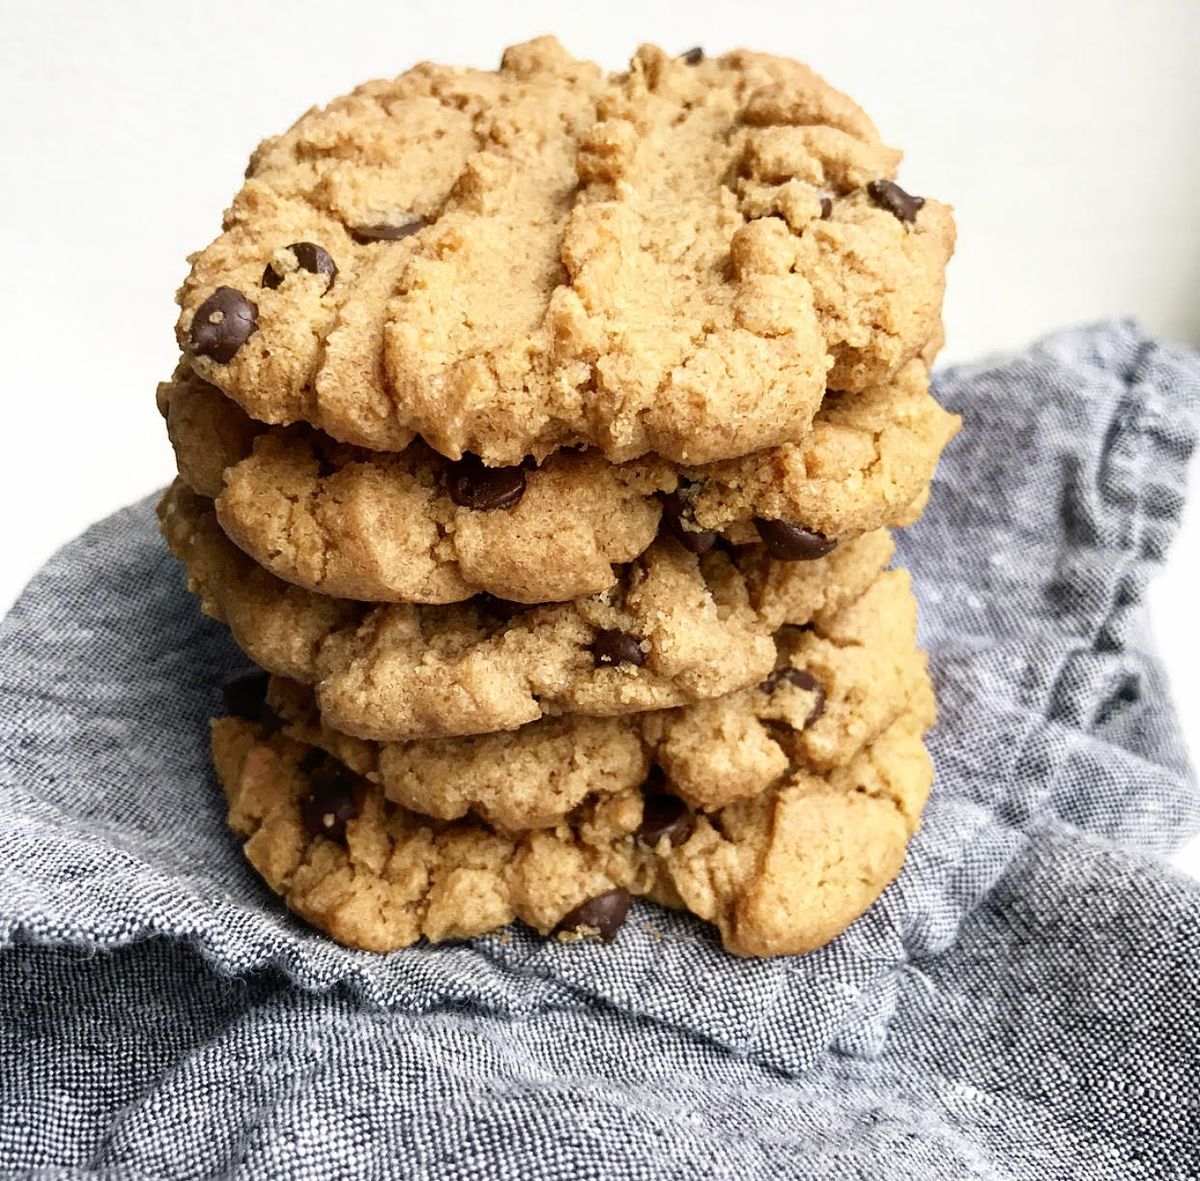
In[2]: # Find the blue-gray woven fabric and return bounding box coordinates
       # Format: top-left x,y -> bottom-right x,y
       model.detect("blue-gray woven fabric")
1,320 -> 1198,1179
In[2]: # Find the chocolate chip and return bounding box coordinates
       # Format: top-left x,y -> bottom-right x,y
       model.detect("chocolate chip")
446,453 -> 527,511
222,668 -> 276,725
672,527 -> 719,555
753,518 -> 837,561
866,179 -> 925,225
590,629 -> 647,668
350,219 -> 425,244
681,46 -> 704,65
660,485 -> 718,554
759,666 -> 826,726
261,242 -> 338,292
554,889 -> 631,943
189,287 -> 258,363
638,792 -> 693,848
819,196 -> 833,220
301,762 -> 365,845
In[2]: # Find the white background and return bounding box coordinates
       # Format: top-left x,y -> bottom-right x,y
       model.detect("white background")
2,1 -> 1198,870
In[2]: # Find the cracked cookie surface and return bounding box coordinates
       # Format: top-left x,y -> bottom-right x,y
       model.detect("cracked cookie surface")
213,677 -> 934,956
161,359 -> 956,602
177,37 -> 954,466
160,482 -> 777,740
253,558 -> 925,831
161,370 -> 671,605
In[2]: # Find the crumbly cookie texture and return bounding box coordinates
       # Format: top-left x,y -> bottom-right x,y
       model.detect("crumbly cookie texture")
159,482 -> 777,740
265,685 -> 651,832
158,369 -> 262,503
161,359 -> 956,602
177,38 -> 954,466
647,566 -> 925,792
682,358 -> 959,540
258,560 -> 924,830
214,675 -> 934,956
659,695 -> 935,956
162,370 -> 671,604
742,525 -> 896,631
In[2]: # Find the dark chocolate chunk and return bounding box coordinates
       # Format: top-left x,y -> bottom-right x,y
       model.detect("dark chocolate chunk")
590,629 -> 647,668
759,666 -> 826,726
866,179 -> 925,225
446,453 -> 527,511
189,286 -> 258,363
638,792 -> 693,848
554,889 -> 631,943
349,219 -> 425,244
819,196 -> 833,220
660,485 -> 718,554
261,242 -> 338,292
222,668 -> 275,725
681,47 -> 704,65
672,526 -> 718,555
753,518 -> 837,562
301,762 -> 365,845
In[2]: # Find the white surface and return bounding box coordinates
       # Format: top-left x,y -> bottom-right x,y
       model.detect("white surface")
1,1 -> 1198,871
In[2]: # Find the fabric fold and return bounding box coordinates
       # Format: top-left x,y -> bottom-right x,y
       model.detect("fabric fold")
1,323 -> 1199,1161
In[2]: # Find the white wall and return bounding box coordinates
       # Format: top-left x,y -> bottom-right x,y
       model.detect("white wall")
2,0 -> 1198,861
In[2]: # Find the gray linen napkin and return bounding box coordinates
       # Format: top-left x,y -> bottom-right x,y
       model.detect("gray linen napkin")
1,320 -> 1197,1179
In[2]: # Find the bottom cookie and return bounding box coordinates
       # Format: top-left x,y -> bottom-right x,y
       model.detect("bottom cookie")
213,683 -> 935,958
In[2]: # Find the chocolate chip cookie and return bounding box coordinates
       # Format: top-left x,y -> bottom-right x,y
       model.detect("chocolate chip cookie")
177,38 -> 954,466
161,369 -> 673,604
159,482 -> 778,739
161,358 -> 956,604
213,671 -> 935,956
234,553 -> 923,831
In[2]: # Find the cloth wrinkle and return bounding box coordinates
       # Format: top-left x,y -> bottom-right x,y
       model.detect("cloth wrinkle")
1,321 -> 1199,1177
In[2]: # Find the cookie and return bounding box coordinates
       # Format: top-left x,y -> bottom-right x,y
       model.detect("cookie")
261,686 -> 651,832
255,561 -> 924,830
645,566 -> 926,797
680,358 -> 959,542
159,482 -> 778,740
161,370 -> 672,604
213,675 -> 934,957
659,693 -> 935,957
741,526 -> 897,631
177,38 -> 954,466
161,359 -> 955,603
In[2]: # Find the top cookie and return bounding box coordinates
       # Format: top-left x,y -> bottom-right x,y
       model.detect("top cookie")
177,38 -> 955,465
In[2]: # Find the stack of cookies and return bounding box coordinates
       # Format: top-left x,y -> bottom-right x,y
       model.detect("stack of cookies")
158,38 -> 958,957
